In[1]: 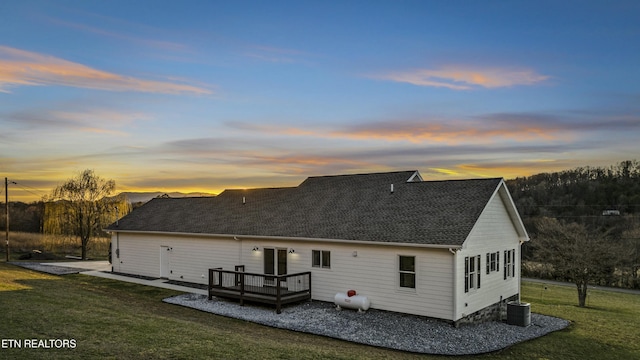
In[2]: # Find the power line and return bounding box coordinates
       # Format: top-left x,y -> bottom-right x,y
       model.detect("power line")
10,181 -> 47,200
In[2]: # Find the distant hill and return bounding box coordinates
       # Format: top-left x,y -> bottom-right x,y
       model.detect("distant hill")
119,191 -> 216,204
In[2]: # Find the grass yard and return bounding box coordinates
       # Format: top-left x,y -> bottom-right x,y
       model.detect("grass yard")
0,263 -> 638,360
1,232 -> 110,261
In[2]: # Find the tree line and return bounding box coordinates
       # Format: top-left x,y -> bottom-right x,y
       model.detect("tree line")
507,159 -> 640,218
506,160 -> 640,304
0,201 -> 44,233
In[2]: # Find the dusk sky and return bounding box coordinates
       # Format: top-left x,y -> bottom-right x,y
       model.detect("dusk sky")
2,1 -> 639,202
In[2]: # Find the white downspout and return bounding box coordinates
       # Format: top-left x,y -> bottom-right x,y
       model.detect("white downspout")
518,240 -> 524,303
450,248 -> 458,323
116,232 -> 120,272
234,236 -> 242,266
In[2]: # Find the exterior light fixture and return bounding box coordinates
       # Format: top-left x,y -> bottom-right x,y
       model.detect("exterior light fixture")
252,246 -> 259,252
288,248 -> 295,254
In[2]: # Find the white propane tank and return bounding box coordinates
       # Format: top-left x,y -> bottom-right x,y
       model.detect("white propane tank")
334,292 -> 370,312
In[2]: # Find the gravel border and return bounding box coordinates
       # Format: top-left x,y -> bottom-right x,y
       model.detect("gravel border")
8,262 -> 89,275
164,293 -> 570,355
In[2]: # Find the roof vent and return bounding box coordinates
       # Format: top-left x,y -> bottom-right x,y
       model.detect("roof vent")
242,196 -> 246,205
390,183 -> 394,193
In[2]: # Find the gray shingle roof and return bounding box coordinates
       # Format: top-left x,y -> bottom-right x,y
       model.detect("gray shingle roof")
107,171 -> 503,246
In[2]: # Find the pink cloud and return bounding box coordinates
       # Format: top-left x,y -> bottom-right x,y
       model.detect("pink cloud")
332,119 -> 560,144
372,65 -> 549,89
227,118 -> 562,144
0,46 -> 211,94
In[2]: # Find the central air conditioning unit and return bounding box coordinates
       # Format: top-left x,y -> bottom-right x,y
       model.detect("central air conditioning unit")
507,302 -> 531,327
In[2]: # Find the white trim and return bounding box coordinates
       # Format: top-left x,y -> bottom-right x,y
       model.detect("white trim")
105,229 -> 463,250
451,250 -> 458,320
497,179 -> 530,242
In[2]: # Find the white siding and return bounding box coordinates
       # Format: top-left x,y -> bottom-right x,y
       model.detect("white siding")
111,233 -> 240,282
244,242 -> 454,320
111,233 -> 456,320
455,188 -> 522,320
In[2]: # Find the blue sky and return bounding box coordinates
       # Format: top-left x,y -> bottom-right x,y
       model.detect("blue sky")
1,1 -> 639,201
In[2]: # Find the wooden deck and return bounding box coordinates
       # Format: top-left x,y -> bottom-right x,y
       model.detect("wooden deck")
208,267 -> 311,313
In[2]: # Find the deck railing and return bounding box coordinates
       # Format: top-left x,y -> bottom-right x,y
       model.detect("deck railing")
208,266 -> 311,313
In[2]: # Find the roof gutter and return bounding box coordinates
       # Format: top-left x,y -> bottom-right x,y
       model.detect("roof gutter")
104,229 -> 463,250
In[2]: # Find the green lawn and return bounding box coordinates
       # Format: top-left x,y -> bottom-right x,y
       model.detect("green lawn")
0,263 -> 638,359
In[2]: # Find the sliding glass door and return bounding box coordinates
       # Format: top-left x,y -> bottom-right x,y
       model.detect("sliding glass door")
264,248 -> 287,285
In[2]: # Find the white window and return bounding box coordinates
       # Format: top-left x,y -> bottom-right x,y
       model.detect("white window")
486,251 -> 500,274
312,250 -> 331,269
504,249 -> 516,279
399,255 -> 416,289
465,255 -> 481,292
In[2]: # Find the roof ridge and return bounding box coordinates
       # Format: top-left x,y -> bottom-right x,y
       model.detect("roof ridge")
416,177 -> 503,184
223,186 -> 295,191
305,170 -> 418,179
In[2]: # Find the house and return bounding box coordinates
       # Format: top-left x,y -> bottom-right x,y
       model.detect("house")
105,170 -> 529,324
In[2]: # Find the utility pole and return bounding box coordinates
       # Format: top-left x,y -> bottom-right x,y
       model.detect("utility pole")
5,177 -> 9,261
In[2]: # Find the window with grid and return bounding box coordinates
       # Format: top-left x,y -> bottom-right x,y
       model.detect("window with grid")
465,255 -> 481,292
486,251 -> 500,274
399,255 -> 416,289
504,249 -> 516,279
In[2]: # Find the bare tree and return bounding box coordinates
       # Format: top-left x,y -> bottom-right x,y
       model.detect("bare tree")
620,223 -> 640,288
533,217 -> 618,307
49,170 -> 118,260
